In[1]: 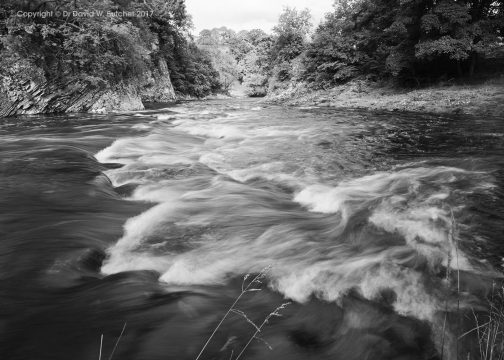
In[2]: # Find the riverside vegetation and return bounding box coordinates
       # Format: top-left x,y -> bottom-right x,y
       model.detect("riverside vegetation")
197,0 -> 504,115
1,0 -> 502,116
0,0 -> 223,116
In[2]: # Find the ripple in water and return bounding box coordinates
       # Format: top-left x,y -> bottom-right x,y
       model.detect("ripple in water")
2,99 -> 503,360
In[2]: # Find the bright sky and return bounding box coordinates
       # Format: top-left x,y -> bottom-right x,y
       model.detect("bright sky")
185,0 -> 334,35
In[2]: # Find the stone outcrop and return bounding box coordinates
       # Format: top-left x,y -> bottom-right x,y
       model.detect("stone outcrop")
140,58 -> 177,103
88,85 -> 145,114
0,57 -> 177,117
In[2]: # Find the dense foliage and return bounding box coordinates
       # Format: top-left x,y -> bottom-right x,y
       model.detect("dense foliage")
196,7 -> 313,96
196,27 -> 240,92
305,0 -> 504,86
198,1 -> 503,98
2,0 -> 502,100
0,0 -> 221,97
196,26 -> 274,96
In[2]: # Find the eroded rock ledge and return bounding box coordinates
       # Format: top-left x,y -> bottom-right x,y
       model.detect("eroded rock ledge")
0,58 -> 176,117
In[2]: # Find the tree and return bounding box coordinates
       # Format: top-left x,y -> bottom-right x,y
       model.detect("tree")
416,0 -> 504,76
272,7 -> 312,63
303,0 -> 399,85
0,0 -> 222,97
196,27 -> 241,92
238,34 -> 273,96
303,0 -> 504,85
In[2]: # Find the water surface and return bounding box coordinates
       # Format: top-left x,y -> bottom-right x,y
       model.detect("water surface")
1,99 -> 503,360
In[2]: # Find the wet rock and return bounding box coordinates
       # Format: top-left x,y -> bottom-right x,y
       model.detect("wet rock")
77,248 -> 107,273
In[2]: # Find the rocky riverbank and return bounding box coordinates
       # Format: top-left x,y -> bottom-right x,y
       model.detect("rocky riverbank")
266,79 -> 504,117
0,58 -> 177,117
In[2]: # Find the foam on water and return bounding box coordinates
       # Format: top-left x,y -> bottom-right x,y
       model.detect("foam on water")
132,124 -> 151,130
101,201 -> 181,274
155,114 -> 174,121
96,105 -> 498,325
294,167 -> 479,271
226,162 -> 307,187
180,124 -> 246,140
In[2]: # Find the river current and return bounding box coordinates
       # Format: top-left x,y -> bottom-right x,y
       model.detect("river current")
1,99 -> 503,360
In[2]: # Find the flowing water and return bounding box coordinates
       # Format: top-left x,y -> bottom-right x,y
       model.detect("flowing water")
1,99 -> 503,360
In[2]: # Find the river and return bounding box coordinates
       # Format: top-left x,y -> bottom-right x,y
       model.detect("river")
1,98 -> 503,360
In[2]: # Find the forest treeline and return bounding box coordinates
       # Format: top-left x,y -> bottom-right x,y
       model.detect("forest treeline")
0,0 -> 221,98
198,0 -> 504,97
1,0 -> 502,101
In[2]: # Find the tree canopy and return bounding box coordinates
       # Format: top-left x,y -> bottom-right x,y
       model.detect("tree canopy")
0,0 -> 222,98
198,0 -> 502,98
304,0 -> 504,86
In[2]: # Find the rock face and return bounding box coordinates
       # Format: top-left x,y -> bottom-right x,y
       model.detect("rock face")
140,58 -> 177,103
0,58 -> 176,117
88,85 -> 145,114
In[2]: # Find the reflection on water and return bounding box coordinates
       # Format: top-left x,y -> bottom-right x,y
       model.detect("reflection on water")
1,99 -> 503,360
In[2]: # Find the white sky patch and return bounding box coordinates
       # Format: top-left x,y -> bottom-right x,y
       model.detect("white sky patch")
186,0 -> 334,35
